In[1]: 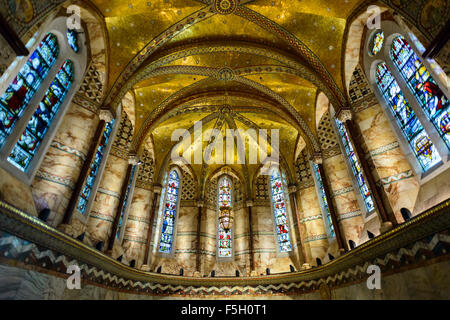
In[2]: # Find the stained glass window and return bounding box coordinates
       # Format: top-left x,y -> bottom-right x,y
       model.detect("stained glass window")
270,170 -> 292,253
335,119 -> 375,212
0,33 -> 59,149
77,120 -> 115,214
376,62 -> 441,171
116,165 -> 137,239
370,31 -> 384,56
311,162 -> 335,237
159,170 -> 180,253
66,29 -> 79,53
390,35 -> 450,149
8,60 -> 74,171
218,176 -> 233,258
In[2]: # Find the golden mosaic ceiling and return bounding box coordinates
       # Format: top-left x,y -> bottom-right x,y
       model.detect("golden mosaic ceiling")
88,0 -> 366,181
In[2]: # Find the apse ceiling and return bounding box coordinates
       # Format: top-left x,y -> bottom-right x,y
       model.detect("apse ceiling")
88,0 -> 365,185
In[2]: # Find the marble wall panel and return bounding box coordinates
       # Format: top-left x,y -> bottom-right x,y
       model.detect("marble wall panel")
354,102 -> 420,223
31,102 -> 99,229
0,168 -> 37,216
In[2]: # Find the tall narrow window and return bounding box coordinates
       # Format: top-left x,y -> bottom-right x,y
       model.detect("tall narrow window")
270,170 -> 292,253
376,62 -> 441,171
116,165 -> 137,239
66,29 -> 79,53
159,170 -> 180,253
0,33 -> 59,148
335,119 -> 375,212
77,120 -> 115,214
218,176 -> 233,258
8,60 -> 74,171
311,162 -> 335,237
390,35 -> 450,149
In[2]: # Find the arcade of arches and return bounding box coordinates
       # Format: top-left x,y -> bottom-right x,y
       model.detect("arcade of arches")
0,0 -> 448,300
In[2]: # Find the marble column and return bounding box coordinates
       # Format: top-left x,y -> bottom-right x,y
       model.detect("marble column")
337,108 -> 396,231
296,183 -> 329,265
31,95 -> 100,233
322,150 -> 366,247
141,185 -> 160,270
288,185 -> 308,267
247,200 -> 255,275
311,153 -> 346,253
122,184 -> 153,268
106,155 -> 140,254
195,200 -> 203,275
86,151 -> 129,248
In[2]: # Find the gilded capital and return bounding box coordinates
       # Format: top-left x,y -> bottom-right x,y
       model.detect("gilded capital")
336,108 -> 352,122
311,152 -> 323,165
99,108 -> 114,122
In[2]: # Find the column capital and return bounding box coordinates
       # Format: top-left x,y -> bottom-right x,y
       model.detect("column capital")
335,107 -> 352,122
153,184 -> 162,194
197,200 -> 204,207
310,152 -> 323,164
99,108 -> 114,122
288,184 -> 298,194
246,200 -> 253,207
128,153 -> 141,165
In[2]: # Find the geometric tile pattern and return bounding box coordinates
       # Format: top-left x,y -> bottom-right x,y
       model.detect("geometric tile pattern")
181,167 -> 196,201
0,228 -> 448,297
135,148 -> 154,191
78,63 -> 103,104
254,174 -> 269,200
317,111 -> 340,153
295,150 -> 313,190
348,64 -> 373,104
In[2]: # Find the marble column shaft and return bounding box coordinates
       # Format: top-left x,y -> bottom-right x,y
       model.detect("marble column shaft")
344,119 -> 394,226
122,186 -> 153,268
87,153 -> 128,245
322,153 -> 365,245
297,186 -> 328,263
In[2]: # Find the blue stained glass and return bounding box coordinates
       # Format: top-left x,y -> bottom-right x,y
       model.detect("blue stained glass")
77,120 -> 115,214
159,170 -> 180,253
376,62 -> 441,171
66,29 -> 79,53
270,170 -> 292,253
218,176 -> 233,258
8,60 -> 74,171
311,162 -> 335,237
116,165 -> 137,239
390,35 -> 450,149
0,33 -> 59,149
335,119 -> 375,212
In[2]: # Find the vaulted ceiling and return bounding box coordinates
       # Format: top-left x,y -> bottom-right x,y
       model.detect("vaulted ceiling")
87,0 -> 366,186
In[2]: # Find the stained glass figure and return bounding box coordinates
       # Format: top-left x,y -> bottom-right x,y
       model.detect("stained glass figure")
218,176 -> 233,258
116,165 -> 137,239
77,120 -> 115,214
376,62 -> 441,171
335,119 -> 375,212
370,31 -> 384,56
270,170 -> 292,253
390,35 -> 450,149
311,162 -> 335,237
8,60 -> 74,171
0,33 -> 59,148
159,170 -> 180,253
66,29 -> 79,53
